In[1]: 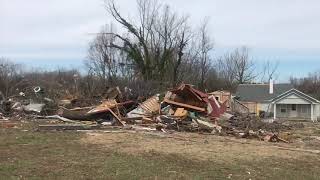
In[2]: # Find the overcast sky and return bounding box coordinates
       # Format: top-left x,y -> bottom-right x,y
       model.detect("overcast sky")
1,0 -> 320,81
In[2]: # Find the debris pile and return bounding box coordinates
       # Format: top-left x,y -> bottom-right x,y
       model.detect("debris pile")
0,83 -> 302,143
219,114 -> 298,142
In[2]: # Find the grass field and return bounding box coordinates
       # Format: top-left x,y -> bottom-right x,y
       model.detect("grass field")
1,121 -> 320,179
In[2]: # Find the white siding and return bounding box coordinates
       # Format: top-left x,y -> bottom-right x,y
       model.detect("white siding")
315,104 -> 320,120
276,94 -> 310,104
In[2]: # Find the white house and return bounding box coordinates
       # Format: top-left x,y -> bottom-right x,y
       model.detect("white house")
235,81 -> 320,121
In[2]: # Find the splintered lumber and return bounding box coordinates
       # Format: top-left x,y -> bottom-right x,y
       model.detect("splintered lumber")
88,105 -> 124,126
87,99 -> 118,115
38,124 -> 100,131
86,100 -> 134,115
139,95 -> 160,113
131,125 -> 157,131
107,108 -> 125,126
69,106 -> 95,111
142,117 -> 155,124
163,99 -> 206,112
127,96 -> 160,118
277,137 -> 289,143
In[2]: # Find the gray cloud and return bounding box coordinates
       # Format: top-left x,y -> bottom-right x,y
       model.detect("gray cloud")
1,0 -> 320,63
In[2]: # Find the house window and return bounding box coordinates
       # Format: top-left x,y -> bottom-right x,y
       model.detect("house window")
292,104 -> 297,111
215,96 -> 219,101
281,108 -> 286,113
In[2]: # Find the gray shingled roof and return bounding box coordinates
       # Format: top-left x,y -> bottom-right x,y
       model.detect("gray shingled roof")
272,88 -> 320,103
235,84 -> 294,102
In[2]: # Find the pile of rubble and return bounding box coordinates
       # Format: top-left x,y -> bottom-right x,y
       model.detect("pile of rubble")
0,84 -> 301,143
219,114 -> 295,143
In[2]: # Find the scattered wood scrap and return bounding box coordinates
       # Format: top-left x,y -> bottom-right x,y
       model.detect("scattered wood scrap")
87,99 -> 118,115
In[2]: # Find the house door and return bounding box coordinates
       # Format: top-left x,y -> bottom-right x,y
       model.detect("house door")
290,104 -> 298,117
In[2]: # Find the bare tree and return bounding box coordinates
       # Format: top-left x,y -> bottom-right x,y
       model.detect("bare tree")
170,22 -> 192,85
104,0 -> 191,83
217,47 -> 256,87
105,0 -> 157,80
260,60 -> 279,83
217,54 -> 236,88
290,71 -> 320,100
85,0 -> 226,92
175,37 -> 199,84
232,47 -> 256,84
0,57 -> 23,98
86,24 -> 120,86
197,19 -> 213,90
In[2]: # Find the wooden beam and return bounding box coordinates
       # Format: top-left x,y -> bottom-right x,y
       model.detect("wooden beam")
163,99 -> 206,112
107,108 -> 125,126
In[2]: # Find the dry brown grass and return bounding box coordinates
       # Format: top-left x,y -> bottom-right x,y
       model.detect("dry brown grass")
81,130 -> 320,163
1,120 -> 320,179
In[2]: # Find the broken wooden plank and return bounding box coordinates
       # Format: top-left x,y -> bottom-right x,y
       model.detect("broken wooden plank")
107,108 -> 125,126
86,99 -> 118,115
163,99 -> 206,112
69,106 -> 95,111
142,117 -> 155,124
131,125 -> 157,131
127,96 -> 160,118
138,95 -> 160,113
277,136 -> 289,143
84,100 -> 133,116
